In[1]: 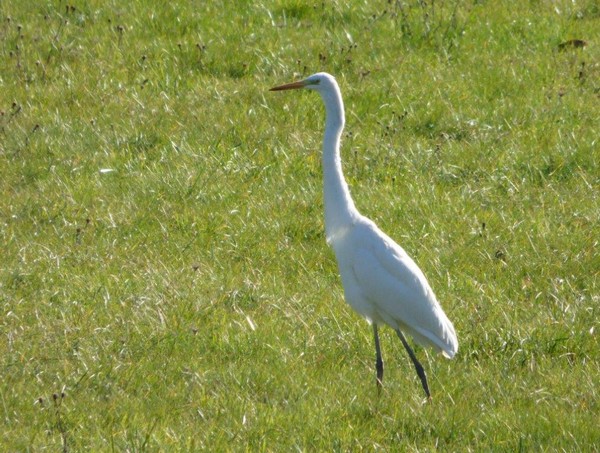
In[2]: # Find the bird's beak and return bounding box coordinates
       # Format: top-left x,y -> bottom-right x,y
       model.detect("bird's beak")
269,80 -> 306,91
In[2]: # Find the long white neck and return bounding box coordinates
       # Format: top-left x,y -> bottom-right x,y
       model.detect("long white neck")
318,84 -> 359,244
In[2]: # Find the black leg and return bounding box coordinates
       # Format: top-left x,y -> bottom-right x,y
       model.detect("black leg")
395,328 -> 431,399
373,324 -> 384,391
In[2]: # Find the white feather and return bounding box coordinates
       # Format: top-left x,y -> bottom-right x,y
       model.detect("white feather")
271,72 -> 458,395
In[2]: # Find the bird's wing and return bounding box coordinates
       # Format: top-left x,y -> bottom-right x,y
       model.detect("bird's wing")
348,221 -> 456,355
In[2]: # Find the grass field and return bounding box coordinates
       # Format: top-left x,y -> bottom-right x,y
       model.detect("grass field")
1,0 -> 598,450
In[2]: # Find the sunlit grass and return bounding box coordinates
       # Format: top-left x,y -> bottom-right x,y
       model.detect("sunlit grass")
1,0 -> 598,450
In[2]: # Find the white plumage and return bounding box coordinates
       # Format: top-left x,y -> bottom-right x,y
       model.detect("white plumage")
334,218 -> 457,357
271,72 -> 457,397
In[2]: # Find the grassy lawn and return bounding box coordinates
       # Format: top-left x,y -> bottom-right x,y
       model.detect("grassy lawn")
1,0 -> 598,450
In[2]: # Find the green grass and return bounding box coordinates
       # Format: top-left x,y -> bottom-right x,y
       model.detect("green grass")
1,0 -> 598,450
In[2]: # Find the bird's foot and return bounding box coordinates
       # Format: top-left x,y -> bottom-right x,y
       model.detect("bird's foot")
376,377 -> 383,395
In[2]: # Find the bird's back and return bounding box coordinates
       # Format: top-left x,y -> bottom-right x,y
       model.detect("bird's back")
331,216 -> 458,358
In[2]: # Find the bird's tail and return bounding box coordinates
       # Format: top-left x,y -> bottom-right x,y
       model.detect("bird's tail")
439,314 -> 458,359
407,313 -> 458,359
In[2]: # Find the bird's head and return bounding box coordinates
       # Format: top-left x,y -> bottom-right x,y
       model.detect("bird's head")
270,72 -> 337,94
270,72 -> 345,126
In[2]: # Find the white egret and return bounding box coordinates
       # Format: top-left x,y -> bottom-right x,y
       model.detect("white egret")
270,72 -> 457,398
